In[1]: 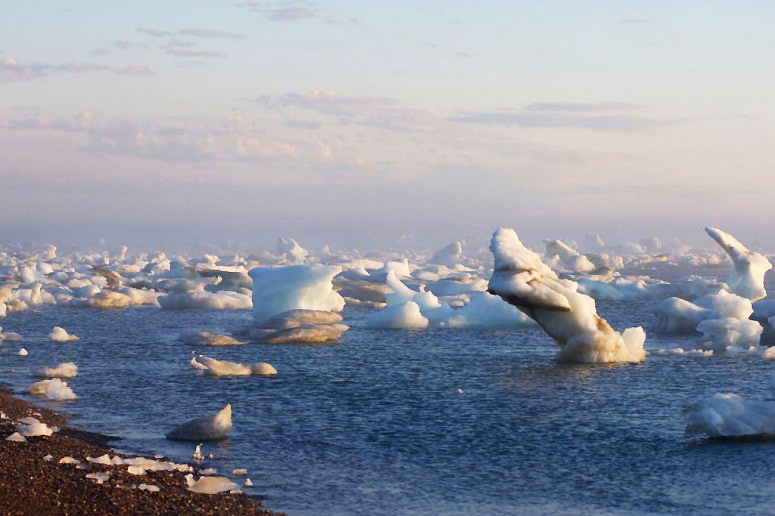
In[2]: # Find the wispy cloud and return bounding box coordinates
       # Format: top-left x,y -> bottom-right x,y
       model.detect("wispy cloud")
136,27 -> 173,38
0,57 -> 154,83
240,1 -> 318,22
162,40 -> 225,58
621,18 -> 653,24
178,28 -> 246,40
455,102 -> 680,133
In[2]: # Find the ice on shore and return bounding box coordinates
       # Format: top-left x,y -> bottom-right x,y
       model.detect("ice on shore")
686,393 -> 775,438
705,227 -> 772,301
194,355 -> 277,376
5,432 -> 26,442
487,228 -> 646,363
250,264 -> 344,322
185,474 -> 241,494
138,483 -> 160,492
27,378 -> 77,400
49,326 -> 79,342
17,417 -> 58,437
37,362 -> 78,378
166,404 -> 232,442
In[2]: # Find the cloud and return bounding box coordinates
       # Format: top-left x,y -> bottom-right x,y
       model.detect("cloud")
178,28 -> 246,40
621,18 -> 653,24
240,1 -> 318,22
136,27 -> 173,38
162,41 -> 225,58
455,103 -> 681,133
0,57 -> 153,83
2,111 -> 347,165
523,101 -> 642,112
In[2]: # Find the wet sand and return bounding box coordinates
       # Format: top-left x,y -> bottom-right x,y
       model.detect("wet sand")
0,387 -> 280,515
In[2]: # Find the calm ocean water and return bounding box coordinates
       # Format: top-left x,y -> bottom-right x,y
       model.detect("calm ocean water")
2,263 -> 774,515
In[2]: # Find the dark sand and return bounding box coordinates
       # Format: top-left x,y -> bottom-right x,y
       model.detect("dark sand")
0,388 -> 281,515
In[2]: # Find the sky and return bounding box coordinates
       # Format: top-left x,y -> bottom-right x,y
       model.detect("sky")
1,1 -> 774,250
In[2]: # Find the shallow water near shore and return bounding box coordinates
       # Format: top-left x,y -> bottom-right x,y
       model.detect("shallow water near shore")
2,265 -> 775,515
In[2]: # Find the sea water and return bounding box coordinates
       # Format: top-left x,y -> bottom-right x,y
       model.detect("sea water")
1,263 -> 775,515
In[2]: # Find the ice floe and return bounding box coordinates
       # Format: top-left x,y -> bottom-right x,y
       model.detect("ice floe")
166,404 -> 232,441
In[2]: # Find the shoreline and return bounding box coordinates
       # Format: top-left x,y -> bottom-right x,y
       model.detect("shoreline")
0,387 -> 280,515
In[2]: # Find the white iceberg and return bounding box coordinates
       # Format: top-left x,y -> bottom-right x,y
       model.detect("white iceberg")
27,378 -> 77,400
194,356 -> 277,377
49,326 -> 79,342
249,264 -> 344,322
686,393 -> 775,438
166,404 -> 232,442
705,226 -> 772,301
487,228 -> 646,363
37,362 -> 78,378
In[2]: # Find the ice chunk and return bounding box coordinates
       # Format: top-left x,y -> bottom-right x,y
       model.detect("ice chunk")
249,264 -> 344,322
86,472 -> 111,484
232,468 -> 247,476
244,478 -> 254,487
27,378 -> 77,400
158,286 -> 252,310
166,404 -> 232,441
59,456 -> 80,465
544,239 -> 595,273
277,237 -> 309,263
5,432 -> 26,442
17,348 -> 28,356
186,474 -> 241,494
705,226 -> 772,301
430,241 -> 464,266
487,228 -> 646,363
693,290 -> 753,320
195,356 -> 277,376
37,362 -> 78,378
365,301 -> 428,329
686,393 -> 775,438
653,297 -> 716,334
49,326 -> 79,342
179,331 -> 242,346
263,323 -> 349,344
696,317 -> 763,351
138,483 -> 160,492
18,418 -> 58,437
438,292 -> 536,329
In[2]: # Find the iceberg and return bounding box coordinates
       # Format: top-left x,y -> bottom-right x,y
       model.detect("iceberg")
487,228 -> 646,363
686,393 -> 775,438
249,264 -> 344,322
166,403 -> 232,442
705,226 -> 772,301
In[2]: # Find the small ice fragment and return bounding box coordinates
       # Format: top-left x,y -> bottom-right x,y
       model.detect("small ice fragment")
186,475 -> 241,494
59,456 -> 80,465
49,326 -> 79,342
86,471 -> 110,484
232,468 -> 247,476
0,412 -> 6,419
88,454 -> 114,466
200,468 -> 217,475
19,420 -> 57,437
457,388 -> 464,394
244,478 -> 254,487
17,348 -> 28,356
6,432 -> 26,442
43,454 -> 53,461
193,443 -> 203,460
138,483 -> 160,492
127,465 -> 146,475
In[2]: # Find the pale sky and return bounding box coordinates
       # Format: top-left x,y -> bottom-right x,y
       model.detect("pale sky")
2,1 -> 774,249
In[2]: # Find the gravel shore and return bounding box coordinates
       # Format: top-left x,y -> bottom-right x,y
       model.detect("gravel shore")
0,387 -> 281,515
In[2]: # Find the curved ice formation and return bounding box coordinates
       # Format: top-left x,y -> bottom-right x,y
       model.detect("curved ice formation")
686,393 -> 775,438
487,228 -> 646,363
705,226 -> 772,301
166,404 -> 232,441
27,378 -> 77,400
249,264 -> 344,322
195,356 -> 277,376
49,326 -> 79,342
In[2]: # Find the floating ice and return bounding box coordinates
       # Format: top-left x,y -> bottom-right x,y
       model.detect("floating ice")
185,474 -> 241,494
686,393 -> 775,438
49,326 -> 79,342
705,226 -> 772,301
430,241 -> 464,266
193,443 -> 203,460
195,356 -> 277,377
653,298 -> 717,334
277,237 -> 309,263
232,468 -> 247,476
27,378 -> 77,400
244,478 -> 254,487
438,292 -> 536,329
179,331 -> 242,346
365,301 -> 428,329
0,325 -> 22,341
37,362 -> 78,378
487,228 -> 646,363
263,323 -> 349,344
17,348 -> 28,356
166,403 -> 232,442
696,317 -> 763,351
249,265 -> 345,322
544,239 -> 595,273
158,285 -> 252,310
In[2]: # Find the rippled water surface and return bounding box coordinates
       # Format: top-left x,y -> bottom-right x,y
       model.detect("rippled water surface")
2,265 -> 775,515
